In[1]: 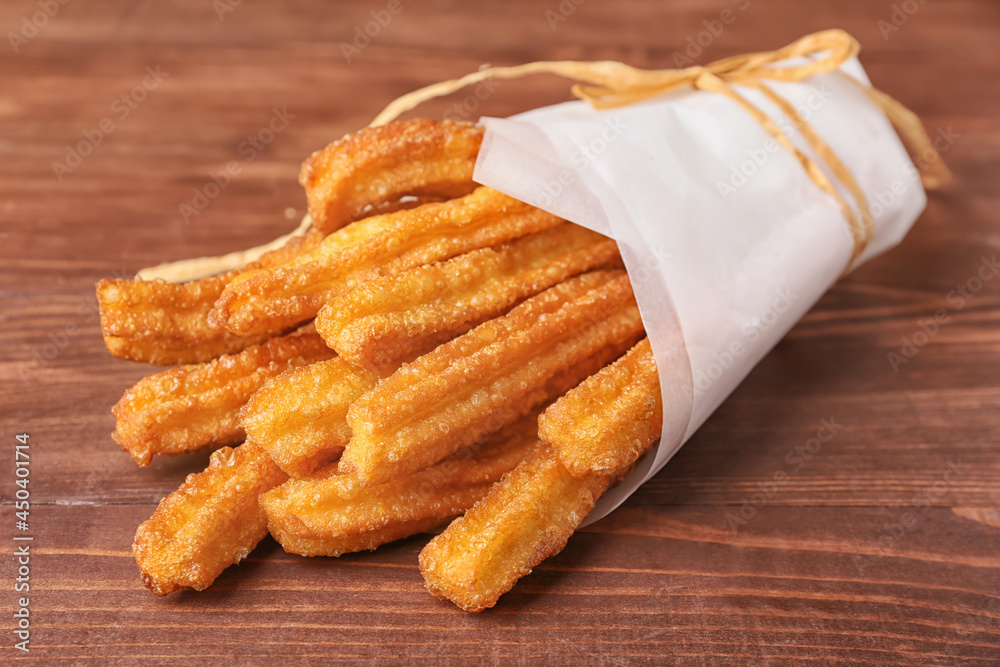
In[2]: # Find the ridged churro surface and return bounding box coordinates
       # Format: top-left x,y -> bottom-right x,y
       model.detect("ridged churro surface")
133,442 -> 287,596
267,518 -> 446,559
539,337 -> 662,478
262,415 -> 540,557
241,356 -> 379,477
341,270 -> 644,486
113,329 -> 335,466
419,445 -> 611,612
98,229 -> 323,364
300,119 -> 483,232
317,223 -> 621,372
212,187 -> 564,337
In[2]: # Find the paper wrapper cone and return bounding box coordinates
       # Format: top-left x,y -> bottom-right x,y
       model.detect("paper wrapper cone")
473,56 -> 927,524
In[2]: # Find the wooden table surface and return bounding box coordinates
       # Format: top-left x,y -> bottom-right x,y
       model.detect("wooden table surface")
2,0 -> 998,664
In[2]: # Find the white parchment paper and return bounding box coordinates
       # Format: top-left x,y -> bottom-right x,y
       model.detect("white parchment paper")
473,57 -> 926,523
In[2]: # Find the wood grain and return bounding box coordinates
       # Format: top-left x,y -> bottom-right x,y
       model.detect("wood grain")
1,0 -> 998,664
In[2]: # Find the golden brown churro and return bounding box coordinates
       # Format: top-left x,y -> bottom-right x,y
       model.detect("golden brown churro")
266,518 -> 445,559
539,337 -> 662,478
97,229 -> 324,365
300,119 -> 483,233
419,445 -> 613,612
113,329 -> 335,466
316,223 -> 622,373
261,415 -> 540,557
211,187 -> 564,337
340,270 -> 644,487
240,357 -> 379,478
133,441 -> 287,596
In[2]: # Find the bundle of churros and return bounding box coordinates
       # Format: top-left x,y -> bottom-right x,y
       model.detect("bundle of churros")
100,119 -> 663,611
101,32 -> 947,612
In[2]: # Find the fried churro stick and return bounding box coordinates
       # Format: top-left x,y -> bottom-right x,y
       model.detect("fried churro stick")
341,270 -> 644,487
103,335 -> 246,368
316,223 -> 622,373
267,518 -> 445,559
97,229 -> 324,365
112,329 -> 334,467
300,119 -> 483,233
261,415 -> 540,558
419,445 -> 613,612
211,187 -> 564,337
240,357 -> 379,477
539,337 -> 662,478
133,441 -> 287,596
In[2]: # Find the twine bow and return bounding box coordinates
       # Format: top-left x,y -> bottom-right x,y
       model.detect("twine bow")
371,29 -> 950,268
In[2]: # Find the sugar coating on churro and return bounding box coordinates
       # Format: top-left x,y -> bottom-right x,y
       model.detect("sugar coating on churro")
133,441 -> 288,596
539,337 -> 662,478
316,222 -> 622,373
341,269 -> 644,487
97,229 -> 324,365
300,119 -> 483,233
419,445 -> 612,612
212,186 -> 564,337
241,356 -> 379,478
113,329 -> 335,466
261,414 -> 540,557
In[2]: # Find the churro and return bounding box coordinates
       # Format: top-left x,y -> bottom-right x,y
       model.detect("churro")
240,357 -> 379,477
133,441 -> 287,595
262,415 -> 539,557
300,119 -> 483,232
341,270 -> 644,486
112,329 -> 335,466
98,229 -> 323,365
316,223 -> 621,373
539,337 -> 662,478
212,187 -> 564,336
419,445 -> 613,612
